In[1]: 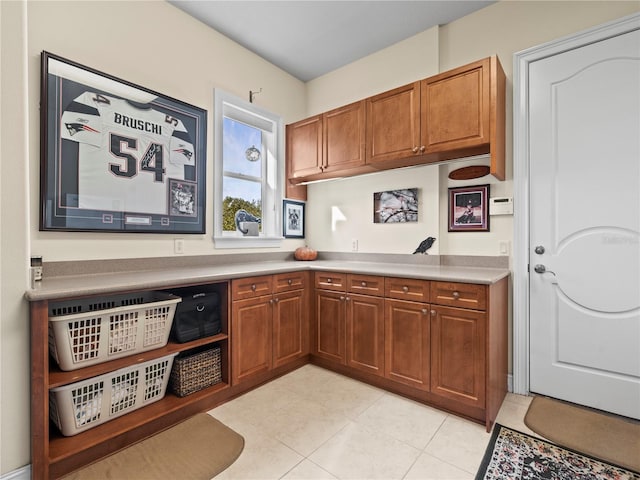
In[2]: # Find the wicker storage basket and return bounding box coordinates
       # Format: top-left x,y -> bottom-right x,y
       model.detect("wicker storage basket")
48,291 -> 181,371
50,353 -> 178,436
169,347 -> 222,397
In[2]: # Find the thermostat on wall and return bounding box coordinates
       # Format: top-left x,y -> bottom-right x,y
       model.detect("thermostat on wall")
489,197 -> 513,215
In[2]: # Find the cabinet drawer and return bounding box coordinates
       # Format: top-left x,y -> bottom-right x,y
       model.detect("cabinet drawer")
315,272 -> 346,291
347,274 -> 384,296
231,275 -> 273,300
274,271 -> 307,293
385,277 -> 430,302
430,281 -> 486,310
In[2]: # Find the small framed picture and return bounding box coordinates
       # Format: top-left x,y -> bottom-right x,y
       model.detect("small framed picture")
283,199 -> 305,238
448,184 -> 490,232
373,188 -> 418,223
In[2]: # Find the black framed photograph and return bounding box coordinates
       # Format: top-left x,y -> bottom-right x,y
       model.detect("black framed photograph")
40,51 -> 207,233
283,200 -> 305,238
373,188 -> 418,223
448,184 -> 490,232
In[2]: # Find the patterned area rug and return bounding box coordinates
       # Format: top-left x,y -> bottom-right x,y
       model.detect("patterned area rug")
475,424 -> 640,480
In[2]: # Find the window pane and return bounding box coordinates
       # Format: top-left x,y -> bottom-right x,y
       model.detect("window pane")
222,117 -> 262,178
222,177 -> 262,231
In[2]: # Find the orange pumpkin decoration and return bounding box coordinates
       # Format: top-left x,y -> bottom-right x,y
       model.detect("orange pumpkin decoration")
294,246 -> 318,261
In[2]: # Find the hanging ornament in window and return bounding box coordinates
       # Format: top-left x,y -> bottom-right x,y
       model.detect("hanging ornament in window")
245,145 -> 261,162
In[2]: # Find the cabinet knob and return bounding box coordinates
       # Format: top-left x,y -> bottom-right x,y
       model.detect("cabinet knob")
402,286 -> 409,293
345,296 -> 350,302
412,146 -> 419,154
251,284 -> 257,291
327,278 -> 332,283
288,279 -> 293,285
274,297 -> 279,303
431,310 -> 437,316
452,291 -> 460,299
269,298 -> 274,304
361,281 -> 367,287
340,296 -> 345,301
421,308 -> 428,315
419,145 -> 425,153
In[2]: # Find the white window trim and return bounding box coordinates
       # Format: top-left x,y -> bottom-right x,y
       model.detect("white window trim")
213,89 -> 284,248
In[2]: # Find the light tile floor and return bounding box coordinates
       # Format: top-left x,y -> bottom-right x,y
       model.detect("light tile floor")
208,365 -> 535,480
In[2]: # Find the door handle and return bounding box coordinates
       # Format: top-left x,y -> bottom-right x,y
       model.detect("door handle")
534,264 -> 557,276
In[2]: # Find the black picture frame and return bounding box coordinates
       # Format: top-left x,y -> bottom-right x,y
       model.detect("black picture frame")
40,51 -> 207,233
448,184 -> 490,232
283,199 -> 305,238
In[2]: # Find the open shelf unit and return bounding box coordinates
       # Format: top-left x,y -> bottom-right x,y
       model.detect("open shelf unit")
31,281 -> 231,479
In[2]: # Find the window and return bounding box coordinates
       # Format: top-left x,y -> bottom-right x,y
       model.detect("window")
213,90 -> 283,247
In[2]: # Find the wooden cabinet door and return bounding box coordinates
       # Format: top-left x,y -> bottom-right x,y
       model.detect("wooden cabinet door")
272,289 -> 308,368
286,115 -> 323,180
314,290 -> 346,364
323,100 -> 366,174
346,293 -> 385,376
431,305 -> 486,408
231,296 -> 273,384
366,82 -> 422,164
384,298 -> 430,390
422,57 -> 490,153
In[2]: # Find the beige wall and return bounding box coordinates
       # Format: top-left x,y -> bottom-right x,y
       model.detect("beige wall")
1,0 -> 639,475
27,1 -> 308,262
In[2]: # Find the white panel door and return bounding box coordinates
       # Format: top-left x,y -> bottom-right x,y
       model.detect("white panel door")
529,28 -> 640,419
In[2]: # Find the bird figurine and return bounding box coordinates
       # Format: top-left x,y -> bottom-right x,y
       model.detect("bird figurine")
413,236 -> 436,254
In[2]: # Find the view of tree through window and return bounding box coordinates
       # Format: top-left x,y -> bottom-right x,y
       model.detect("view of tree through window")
222,117 -> 262,231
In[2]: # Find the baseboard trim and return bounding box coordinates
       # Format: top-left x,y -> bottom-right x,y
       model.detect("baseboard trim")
1,465 -> 30,480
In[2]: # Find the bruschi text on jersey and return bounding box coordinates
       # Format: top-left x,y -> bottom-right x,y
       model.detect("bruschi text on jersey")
60,92 -> 196,216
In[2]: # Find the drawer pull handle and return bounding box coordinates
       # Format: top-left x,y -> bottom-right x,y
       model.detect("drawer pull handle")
452,291 -> 460,299
402,286 -> 409,293
251,284 -> 257,291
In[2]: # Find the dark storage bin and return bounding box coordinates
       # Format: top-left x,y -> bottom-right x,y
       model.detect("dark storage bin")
169,287 -> 222,343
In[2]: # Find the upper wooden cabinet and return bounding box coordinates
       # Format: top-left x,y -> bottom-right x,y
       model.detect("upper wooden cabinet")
286,100 -> 372,185
365,82 -> 422,165
422,56 -> 505,180
286,55 -> 506,184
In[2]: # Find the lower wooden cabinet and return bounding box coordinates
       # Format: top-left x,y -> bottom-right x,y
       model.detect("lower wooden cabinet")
273,289 -> 308,368
384,298 -> 431,390
346,293 -> 385,376
430,305 -> 486,408
231,295 -> 273,384
312,271 -> 508,432
232,273 -> 308,385
314,289 -> 346,364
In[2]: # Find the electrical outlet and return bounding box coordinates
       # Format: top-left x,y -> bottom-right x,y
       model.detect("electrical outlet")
174,238 -> 185,254
499,241 -> 510,255
351,239 -> 358,252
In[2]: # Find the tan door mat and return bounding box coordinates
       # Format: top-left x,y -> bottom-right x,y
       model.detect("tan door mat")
63,413 -> 244,480
524,396 -> 640,473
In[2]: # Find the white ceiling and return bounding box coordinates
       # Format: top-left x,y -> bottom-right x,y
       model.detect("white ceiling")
168,1 -> 495,82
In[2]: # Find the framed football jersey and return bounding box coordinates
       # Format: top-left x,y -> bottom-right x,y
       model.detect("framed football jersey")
40,51 -> 207,233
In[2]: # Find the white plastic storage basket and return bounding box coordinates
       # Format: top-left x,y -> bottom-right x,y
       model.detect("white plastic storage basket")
49,353 -> 178,436
48,292 -> 181,371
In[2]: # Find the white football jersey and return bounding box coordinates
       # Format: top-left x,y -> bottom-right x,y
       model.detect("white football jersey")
60,92 -> 196,215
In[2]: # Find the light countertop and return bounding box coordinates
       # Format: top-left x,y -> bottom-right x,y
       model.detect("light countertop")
25,257 -> 510,301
